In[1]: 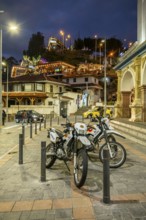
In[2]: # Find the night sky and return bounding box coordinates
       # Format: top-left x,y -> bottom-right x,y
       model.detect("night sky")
1,0 -> 137,60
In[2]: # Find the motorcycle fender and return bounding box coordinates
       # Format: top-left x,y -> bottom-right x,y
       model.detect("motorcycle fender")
106,130 -> 126,139
77,136 -> 91,146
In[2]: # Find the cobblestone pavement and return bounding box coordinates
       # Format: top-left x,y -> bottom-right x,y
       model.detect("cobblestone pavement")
0,118 -> 146,219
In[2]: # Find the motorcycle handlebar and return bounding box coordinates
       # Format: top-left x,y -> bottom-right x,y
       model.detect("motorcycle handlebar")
61,123 -> 74,127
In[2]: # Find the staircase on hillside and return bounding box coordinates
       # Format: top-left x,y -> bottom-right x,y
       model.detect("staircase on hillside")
110,119 -> 146,146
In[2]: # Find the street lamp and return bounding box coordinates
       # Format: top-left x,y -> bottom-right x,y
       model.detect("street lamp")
99,43 -> 103,66
101,39 -> 107,116
60,30 -> 65,50
94,35 -> 97,60
66,34 -> 71,49
109,52 -> 114,65
2,62 -> 9,122
0,14 -> 19,128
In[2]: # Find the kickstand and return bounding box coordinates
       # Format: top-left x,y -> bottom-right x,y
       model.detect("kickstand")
64,160 -> 70,172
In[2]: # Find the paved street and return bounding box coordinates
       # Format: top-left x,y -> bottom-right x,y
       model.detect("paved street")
0,117 -> 146,219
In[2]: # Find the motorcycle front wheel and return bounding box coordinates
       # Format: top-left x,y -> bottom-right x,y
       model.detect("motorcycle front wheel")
99,141 -> 126,168
74,148 -> 88,188
99,134 -> 116,145
46,143 -> 56,168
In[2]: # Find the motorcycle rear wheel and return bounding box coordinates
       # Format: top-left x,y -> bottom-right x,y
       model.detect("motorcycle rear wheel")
74,148 -> 88,188
99,141 -> 126,168
46,143 -> 56,168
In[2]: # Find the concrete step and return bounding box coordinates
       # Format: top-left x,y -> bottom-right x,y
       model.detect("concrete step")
110,119 -> 146,146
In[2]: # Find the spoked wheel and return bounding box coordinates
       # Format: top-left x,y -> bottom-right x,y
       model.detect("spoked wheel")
74,148 -> 88,188
98,135 -> 116,148
99,141 -> 126,168
46,143 -> 56,168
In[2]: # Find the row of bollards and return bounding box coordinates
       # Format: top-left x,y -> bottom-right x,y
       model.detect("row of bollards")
21,119 -> 46,142
18,119 -> 47,166
19,116 -> 110,203
19,138 -> 46,182
40,144 -> 110,201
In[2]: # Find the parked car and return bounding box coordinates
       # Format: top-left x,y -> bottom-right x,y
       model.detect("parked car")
83,107 -> 113,119
15,110 -> 45,123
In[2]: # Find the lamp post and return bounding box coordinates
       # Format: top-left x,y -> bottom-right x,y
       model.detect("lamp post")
94,35 -> 97,60
0,15 -> 18,128
2,62 -> 9,122
66,34 -> 71,49
109,52 -> 113,66
60,31 -> 71,50
0,10 -> 4,129
101,39 -> 107,116
6,64 -> 8,122
60,30 -> 65,50
99,43 -> 103,66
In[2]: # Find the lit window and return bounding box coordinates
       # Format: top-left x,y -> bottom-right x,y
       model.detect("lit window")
36,84 -> 43,91
24,84 -> 32,91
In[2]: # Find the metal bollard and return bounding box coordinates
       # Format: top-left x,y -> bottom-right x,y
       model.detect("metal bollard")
22,125 -> 25,145
35,121 -> 37,134
30,122 -> 33,138
50,115 -> 52,127
44,118 -> 46,129
41,141 -> 46,182
39,121 -> 41,131
57,116 -> 59,125
103,148 -> 110,204
19,134 -> 23,164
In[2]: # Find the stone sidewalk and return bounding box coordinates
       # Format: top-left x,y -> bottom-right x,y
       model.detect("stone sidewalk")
0,119 -> 146,219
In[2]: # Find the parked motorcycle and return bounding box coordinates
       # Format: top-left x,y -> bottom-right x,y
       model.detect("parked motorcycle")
46,116 -> 92,188
86,116 -> 127,168
87,116 -> 116,144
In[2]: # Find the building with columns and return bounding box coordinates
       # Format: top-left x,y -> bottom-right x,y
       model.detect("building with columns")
114,0 -> 146,122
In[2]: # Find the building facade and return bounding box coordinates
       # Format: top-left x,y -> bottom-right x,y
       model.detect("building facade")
2,60 -> 114,117
114,0 -> 146,122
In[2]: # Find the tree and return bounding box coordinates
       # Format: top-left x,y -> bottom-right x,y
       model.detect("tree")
74,38 -> 84,50
106,38 -> 123,57
24,32 -> 46,58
